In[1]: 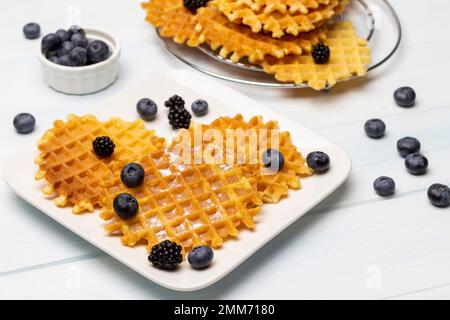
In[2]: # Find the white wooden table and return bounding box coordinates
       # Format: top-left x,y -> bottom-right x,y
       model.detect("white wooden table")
1,0 -> 450,300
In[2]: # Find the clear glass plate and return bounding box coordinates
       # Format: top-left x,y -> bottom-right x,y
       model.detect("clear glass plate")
157,0 -> 402,89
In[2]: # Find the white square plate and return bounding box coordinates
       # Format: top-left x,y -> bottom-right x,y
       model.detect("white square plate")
4,70 -> 351,291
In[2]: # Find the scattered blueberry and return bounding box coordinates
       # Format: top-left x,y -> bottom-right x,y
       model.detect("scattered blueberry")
405,153 -> 428,175
13,113 -> 36,134
427,184 -> 450,208
394,87 -> 416,108
92,136 -> 115,157
57,41 -> 75,57
364,119 -> 386,139
68,47 -> 87,66
113,193 -> 139,219
58,55 -> 71,66
136,98 -> 158,121
41,33 -> 62,52
87,40 -> 110,64
312,43 -> 330,64
71,33 -> 88,48
191,99 -> 209,116
188,246 -> 214,269
23,22 -> 41,39
397,137 -> 421,158
68,25 -> 85,37
262,149 -> 285,171
55,29 -> 70,42
306,151 -> 330,173
373,176 -> 396,197
121,163 -> 145,188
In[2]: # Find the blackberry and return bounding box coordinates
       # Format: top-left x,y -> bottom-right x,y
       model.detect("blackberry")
148,240 -> 183,270
183,0 -> 209,13
312,43 -> 330,64
164,95 -> 185,109
168,105 -> 192,129
92,136 -> 115,157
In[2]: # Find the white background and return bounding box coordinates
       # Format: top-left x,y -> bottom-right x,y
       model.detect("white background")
1,0 -> 450,299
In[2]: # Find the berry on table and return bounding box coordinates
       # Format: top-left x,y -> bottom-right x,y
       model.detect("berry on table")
13,113 -> 36,134
364,119 -> 386,139
71,33 -> 88,48
68,47 -> 87,66
92,136 -> 115,157
188,246 -> 214,269
397,137 -> 421,158
57,41 -> 75,57
136,98 -> 158,121
55,29 -> 70,42
306,151 -> 330,173
41,33 -> 62,52
312,43 -> 330,64
191,99 -> 209,116
427,184 -> 450,208
113,193 -> 139,219
23,22 -> 41,39
168,105 -> 192,129
262,149 -> 285,171
164,95 -> 185,109
394,87 -> 416,108
87,40 -> 110,64
148,240 -> 183,270
183,0 -> 209,13
405,153 -> 428,175
121,163 -> 145,188
373,176 -> 396,197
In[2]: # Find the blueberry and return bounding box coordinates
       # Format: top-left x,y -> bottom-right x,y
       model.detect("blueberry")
394,87 -> 416,108
46,50 -> 58,59
113,193 -> 139,219
427,184 -> 450,208
373,176 -> 396,197
136,98 -> 158,121
405,153 -> 428,175
23,23 -> 40,39
13,113 -> 36,134
188,246 -> 214,269
68,47 -> 87,66
262,149 -> 285,171
58,55 -> 71,66
397,137 -> 421,158
191,99 -> 209,116
55,29 -> 70,42
68,25 -> 85,37
306,151 -> 330,173
364,119 -> 386,139
71,33 -> 88,48
57,41 -> 74,57
48,56 -> 60,64
121,163 -> 145,188
87,40 -> 110,64
41,33 -> 62,52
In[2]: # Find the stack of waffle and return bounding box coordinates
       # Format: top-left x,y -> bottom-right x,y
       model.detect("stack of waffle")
142,0 -> 371,90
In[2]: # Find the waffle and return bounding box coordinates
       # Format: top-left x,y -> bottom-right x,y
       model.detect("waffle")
35,115 -> 166,214
100,150 -> 262,251
261,21 -> 371,90
240,0 -> 333,15
196,6 -> 328,63
142,0 -> 204,46
172,114 -> 312,203
213,0 -> 343,38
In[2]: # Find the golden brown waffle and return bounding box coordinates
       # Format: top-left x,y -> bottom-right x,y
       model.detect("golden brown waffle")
100,150 -> 262,251
261,21 -> 371,90
229,0 -> 333,15
196,6 -> 328,63
35,115 -> 166,214
172,114 -> 312,203
213,0 -> 344,38
141,0 -> 204,46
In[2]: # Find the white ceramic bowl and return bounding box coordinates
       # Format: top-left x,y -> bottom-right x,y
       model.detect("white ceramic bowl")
38,28 -> 121,95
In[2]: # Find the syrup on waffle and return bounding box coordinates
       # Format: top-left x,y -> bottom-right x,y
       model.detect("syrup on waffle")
100,149 -> 262,251
172,114 -> 312,203
35,115 -> 165,213
260,21 -> 371,90
213,0 -> 343,38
